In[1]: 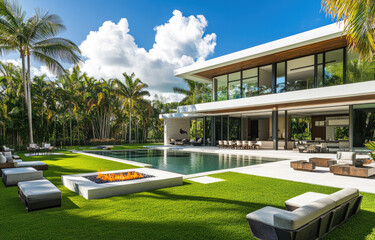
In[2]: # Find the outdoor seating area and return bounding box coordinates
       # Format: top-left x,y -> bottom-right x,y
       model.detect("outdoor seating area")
26,143 -> 55,156
290,151 -> 375,178
0,146 -> 56,211
218,140 -> 262,150
246,188 -> 362,240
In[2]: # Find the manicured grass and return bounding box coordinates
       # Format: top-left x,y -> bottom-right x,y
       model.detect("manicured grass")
0,153 -> 374,239
64,143 -> 162,151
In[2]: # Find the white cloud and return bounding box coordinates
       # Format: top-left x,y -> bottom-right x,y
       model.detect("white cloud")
79,10 -> 216,100
1,59 -> 54,79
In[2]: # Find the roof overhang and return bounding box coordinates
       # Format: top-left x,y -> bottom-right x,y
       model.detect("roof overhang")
175,22 -> 346,81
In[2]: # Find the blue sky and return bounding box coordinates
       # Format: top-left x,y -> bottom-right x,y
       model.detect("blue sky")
8,0 -> 336,100
19,0 -> 334,57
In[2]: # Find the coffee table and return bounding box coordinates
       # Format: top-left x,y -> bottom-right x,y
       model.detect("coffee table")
330,164 -> 375,178
309,157 -> 337,167
290,160 -> 315,172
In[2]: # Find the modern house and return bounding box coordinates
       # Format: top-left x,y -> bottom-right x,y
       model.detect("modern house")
160,22 -> 375,151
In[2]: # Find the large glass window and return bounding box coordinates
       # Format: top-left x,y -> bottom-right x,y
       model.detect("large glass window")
202,82 -> 213,103
228,71 -> 241,99
287,55 -> 314,91
215,75 -> 228,101
204,117 -> 211,145
353,104 -> 375,147
325,49 -> 344,86
276,62 -> 286,93
242,68 -> 258,97
229,118 -> 241,140
346,51 -> 375,83
259,65 -> 272,95
215,117 -> 221,143
222,116 -> 228,140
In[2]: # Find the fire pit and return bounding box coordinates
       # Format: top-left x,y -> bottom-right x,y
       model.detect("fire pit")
84,171 -> 154,184
61,168 -> 183,199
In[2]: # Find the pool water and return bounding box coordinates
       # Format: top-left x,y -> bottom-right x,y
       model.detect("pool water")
90,149 -> 286,175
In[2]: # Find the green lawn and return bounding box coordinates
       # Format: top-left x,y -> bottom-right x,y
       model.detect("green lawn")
64,143 -> 162,151
0,153 -> 374,240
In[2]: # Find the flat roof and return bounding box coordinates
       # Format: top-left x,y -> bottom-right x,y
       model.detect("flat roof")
175,22 -> 345,82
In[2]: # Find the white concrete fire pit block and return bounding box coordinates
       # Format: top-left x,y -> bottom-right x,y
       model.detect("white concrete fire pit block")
61,168 -> 183,199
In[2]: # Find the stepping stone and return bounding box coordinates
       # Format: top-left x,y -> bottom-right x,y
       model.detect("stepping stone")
188,176 -> 225,184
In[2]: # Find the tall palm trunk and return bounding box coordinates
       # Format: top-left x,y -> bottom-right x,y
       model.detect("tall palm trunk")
129,100 -> 132,144
26,51 -> 34,143
21,52 -> 32,144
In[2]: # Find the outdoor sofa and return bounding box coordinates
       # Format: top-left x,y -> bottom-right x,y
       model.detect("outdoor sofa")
18,179 -> 61,211
246,188 -> 362,240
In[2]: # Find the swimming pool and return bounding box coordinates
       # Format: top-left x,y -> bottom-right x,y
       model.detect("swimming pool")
89,149 -> 286,175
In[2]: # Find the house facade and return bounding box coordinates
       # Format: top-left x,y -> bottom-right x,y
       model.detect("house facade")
160,22 -> 375,151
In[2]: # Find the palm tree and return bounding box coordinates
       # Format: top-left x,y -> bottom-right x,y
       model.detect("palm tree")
0,0 -> 81,144
114,73 -> 150,143
322,0 -> 375,60
173,79 -> 210,105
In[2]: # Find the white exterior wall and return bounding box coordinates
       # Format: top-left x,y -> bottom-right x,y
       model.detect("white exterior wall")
164,118 -> 190,145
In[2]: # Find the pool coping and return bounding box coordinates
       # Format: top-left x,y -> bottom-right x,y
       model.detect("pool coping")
73,151 -> 153,168
74,149 -> 289,179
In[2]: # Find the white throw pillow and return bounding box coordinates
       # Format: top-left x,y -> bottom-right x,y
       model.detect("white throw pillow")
0,154 -> 6,163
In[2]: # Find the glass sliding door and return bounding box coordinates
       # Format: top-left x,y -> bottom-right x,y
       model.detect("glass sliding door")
353,104 -> 375,147
229,118 -> 241,140
222,116 -> 228,140
204,117 -> 212,145
228,71 -> 241,99
215,117 -> 221,143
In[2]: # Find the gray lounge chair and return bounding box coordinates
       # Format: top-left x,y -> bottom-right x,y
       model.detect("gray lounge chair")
246,188 -> 362,240
18,179 -> 61,211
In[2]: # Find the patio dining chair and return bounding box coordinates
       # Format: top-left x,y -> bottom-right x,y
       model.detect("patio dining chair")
228,141 -> 235,149
242,140 -> 249,149
223,140 -> 228,149
218,140 -> 224,148
236,140 -> 243,149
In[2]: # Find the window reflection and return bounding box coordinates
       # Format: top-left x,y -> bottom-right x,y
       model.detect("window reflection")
242,68 -> 258,97
287,55 -> 314,91
259,65 -> 272,95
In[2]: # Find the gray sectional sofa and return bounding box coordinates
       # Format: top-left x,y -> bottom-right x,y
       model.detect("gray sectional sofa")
246,188 -> 362,240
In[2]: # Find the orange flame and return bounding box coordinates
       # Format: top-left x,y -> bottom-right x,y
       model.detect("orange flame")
96,169 -> 144,182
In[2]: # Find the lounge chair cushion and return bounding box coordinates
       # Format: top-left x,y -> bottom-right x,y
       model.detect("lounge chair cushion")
274,197 -> 336,230
0,154 -> 6,163
15,161 -> 47,168
246,206 -> 288,226
327,188 -> 358,206
284,192 -> 328,210
13,159 -> 22,163
18,179 -> 61,204
2,167 -> 43,186
337,152 -> 356,161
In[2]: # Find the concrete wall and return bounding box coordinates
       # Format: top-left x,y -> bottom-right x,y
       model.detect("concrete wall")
164,118 -> 190,145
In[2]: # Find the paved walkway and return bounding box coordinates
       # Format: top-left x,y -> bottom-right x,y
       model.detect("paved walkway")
151,145 -> 375,194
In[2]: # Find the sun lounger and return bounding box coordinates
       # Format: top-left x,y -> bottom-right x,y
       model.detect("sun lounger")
14,161 -> 48,170
246,188 -> 362,240
18,179 -> 61,211
2,167 -> 43,187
